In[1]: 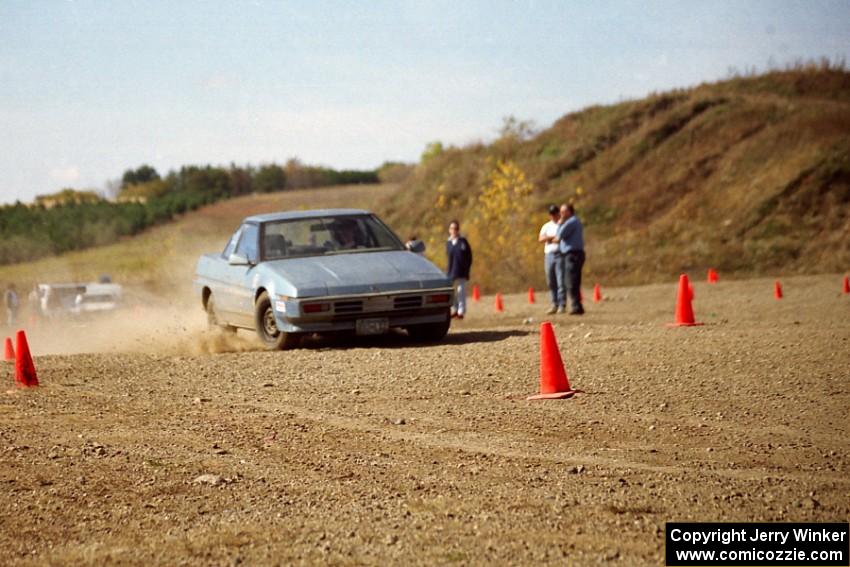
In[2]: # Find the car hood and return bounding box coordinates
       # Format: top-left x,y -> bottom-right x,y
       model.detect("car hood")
262,250 -> 451,297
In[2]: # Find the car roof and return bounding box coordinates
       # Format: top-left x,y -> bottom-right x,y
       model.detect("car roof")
244,209 -> 372,224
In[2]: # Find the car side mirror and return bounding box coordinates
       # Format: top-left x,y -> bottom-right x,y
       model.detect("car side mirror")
228,253 -> 251,266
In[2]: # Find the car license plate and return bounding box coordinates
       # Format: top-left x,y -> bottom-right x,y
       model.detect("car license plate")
355,317 -> 389,336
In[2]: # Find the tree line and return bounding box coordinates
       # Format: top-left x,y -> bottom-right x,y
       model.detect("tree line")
0,160 -> 382,265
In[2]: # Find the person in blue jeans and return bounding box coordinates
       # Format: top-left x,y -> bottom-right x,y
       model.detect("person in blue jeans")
555,204 -> 585,315
538,204 -> 565,314
445,220 -> 473,319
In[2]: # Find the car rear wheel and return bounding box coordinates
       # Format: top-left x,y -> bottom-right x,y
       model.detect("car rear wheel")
406,310 -> 451,342
255,291 -> 301,350
206,294 -> 236,334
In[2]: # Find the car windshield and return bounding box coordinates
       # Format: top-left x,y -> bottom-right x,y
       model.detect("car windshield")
262,215 -> 404,260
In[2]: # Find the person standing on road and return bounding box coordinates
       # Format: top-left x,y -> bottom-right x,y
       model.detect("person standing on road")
27,284 -> 41,326
539,204 -> 565,314
446,220 -> 472,319
555,204 -> 585,315
4,283 -> 19,327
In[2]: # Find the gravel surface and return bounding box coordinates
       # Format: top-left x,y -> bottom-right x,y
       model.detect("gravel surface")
1,274 -> 848,565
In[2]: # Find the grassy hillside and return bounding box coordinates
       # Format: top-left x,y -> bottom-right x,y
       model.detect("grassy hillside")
382,67 -> 850,290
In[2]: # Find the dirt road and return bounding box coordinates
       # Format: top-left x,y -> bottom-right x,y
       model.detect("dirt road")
1,274 -> 848,565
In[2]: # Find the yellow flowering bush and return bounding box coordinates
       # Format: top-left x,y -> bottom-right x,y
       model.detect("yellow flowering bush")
426,159 -> 540,291
414,152 -> 563,291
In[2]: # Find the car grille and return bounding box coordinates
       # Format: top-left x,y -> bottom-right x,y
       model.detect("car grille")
331,295 -> 426,315
323,294 -> 434,319
333,300 -> 363,314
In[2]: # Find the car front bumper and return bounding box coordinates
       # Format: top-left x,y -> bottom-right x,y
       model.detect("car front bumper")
273,287 -> 453,333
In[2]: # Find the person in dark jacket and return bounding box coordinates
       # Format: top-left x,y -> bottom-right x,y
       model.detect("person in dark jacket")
445,220 -> 472,319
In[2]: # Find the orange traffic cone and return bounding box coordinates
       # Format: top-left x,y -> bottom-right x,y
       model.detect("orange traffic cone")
593,284 -> 602,303
668,274 -> 703,327
707,268 -> 718,283
472,284 -> 481,302
4,337 -> 14,362
14,330 -> 38,387
688,281 -> 695,301
774,280 -> 783,299
494,293 -> 504,313
843,276 -> 849,294
528,287 -> 535,304
528,322 -> 578,400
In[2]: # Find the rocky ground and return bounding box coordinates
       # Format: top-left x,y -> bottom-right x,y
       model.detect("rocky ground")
1,274 -> 848,565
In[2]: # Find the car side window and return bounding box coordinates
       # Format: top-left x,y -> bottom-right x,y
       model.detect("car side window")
222,228 -> 241,259
236,223 -> 259,264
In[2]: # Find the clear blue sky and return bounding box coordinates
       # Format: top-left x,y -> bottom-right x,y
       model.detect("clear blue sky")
1,0 -> 848,203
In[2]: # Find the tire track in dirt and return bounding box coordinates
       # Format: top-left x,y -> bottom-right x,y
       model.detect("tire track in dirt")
256,400 -> 850,486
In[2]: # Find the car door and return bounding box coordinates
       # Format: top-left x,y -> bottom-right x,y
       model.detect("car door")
209,226 -> 241,320
219,222 -> 260,327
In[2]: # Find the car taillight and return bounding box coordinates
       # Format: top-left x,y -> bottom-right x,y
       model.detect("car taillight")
426,294 -> 451,304
302,302 -> 330,314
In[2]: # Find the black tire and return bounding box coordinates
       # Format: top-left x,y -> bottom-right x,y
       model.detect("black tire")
406,310 -> 451,342
255,291 -> 301,350
206,294 -> 236,334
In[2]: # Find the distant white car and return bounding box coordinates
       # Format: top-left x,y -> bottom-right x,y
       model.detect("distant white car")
37,282 -> 123,317
71,283 -> 123,315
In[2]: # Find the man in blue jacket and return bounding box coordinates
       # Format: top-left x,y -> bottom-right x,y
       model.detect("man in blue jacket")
555,204 -> 585,315
446,220 -> 473,319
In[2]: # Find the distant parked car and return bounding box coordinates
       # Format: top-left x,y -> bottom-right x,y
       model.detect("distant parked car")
37,282 -> 123,318
193,209 -> 454,349
71,283 -> 123,315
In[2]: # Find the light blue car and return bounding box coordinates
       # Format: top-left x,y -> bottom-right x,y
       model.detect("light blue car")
194,209 -> 454,349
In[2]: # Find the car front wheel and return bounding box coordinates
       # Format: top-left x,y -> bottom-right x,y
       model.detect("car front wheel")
255,292 -> 301,350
